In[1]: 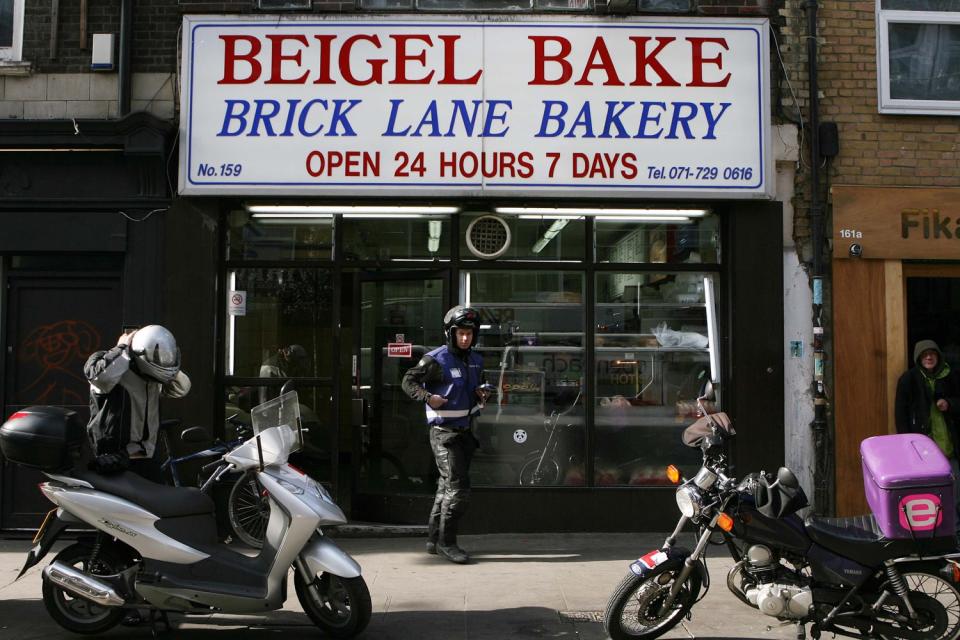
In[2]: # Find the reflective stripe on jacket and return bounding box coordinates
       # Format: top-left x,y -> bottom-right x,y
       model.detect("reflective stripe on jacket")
424,346 -> 483,429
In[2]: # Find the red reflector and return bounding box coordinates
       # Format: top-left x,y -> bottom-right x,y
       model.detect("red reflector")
288,464 -> 306,476
7,411 -> 29,421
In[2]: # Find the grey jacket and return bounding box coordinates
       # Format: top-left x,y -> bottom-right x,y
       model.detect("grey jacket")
85,345 -> 191,458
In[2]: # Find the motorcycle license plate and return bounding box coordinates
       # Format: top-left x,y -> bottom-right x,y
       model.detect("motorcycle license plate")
32,509 -> 57,545
630,549 -> 668,575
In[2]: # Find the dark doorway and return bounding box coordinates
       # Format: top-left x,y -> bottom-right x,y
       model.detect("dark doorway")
1,262 -> 122,530
905,265 -> 960,371
350,271 -> 447,523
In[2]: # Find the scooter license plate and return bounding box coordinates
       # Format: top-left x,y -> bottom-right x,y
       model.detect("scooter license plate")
32,509 -> 57,545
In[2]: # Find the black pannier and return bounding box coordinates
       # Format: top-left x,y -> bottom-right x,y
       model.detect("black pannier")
0,406 -> 84,471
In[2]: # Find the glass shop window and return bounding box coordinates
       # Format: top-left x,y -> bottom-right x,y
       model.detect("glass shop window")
225,268 -> 334,380
227,210 -> 333,261
594,271 -> 717,485
342,216 -> 450,261
464,270 -> 586,487
460,212 -> 585,262
595,212 -> 719,265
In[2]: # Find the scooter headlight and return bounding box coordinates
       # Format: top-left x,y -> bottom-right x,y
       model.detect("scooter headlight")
311,480 -> 334,504
275,478 -> 305,495
676,485 -> 703,519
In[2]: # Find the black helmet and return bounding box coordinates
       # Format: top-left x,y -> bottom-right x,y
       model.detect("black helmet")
444,306 -> 480,349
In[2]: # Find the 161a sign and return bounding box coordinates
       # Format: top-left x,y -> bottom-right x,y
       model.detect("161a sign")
179,15 -> 771,198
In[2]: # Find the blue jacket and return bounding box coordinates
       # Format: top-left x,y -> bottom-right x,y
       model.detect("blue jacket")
423,346 -> 484,429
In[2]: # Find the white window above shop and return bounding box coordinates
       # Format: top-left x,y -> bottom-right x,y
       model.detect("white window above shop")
877,1 -> 960,115
0,0 -> 24,62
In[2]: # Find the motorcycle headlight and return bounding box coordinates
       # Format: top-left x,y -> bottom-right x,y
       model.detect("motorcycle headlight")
676,485 -> 703,519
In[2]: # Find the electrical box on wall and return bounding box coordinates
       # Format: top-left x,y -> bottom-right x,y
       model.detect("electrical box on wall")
91,34 -> 115,71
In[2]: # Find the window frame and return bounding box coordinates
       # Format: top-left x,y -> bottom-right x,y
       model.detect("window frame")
877,8 -> 960,115
0,0 -> 24,62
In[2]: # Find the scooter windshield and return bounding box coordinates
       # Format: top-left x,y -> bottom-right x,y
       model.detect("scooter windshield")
241,391 -> 304,464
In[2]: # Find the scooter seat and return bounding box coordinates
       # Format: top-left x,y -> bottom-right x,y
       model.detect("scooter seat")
75,470 -> 214,518
805,513 -> 954,567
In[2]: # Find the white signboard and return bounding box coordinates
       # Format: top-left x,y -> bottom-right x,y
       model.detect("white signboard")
228,290 -> 247,316
180,15 -> 771,199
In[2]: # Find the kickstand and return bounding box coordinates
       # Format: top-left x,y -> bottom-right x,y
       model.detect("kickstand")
149,610 -> 172,638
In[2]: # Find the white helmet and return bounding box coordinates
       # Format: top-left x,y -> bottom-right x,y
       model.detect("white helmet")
130,325 -> 181,382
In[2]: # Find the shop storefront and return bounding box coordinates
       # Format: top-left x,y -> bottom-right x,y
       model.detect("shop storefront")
182,14 -> 785,531
833,186 -> 960,517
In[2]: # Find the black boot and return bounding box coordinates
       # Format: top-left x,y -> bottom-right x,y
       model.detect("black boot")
437,543 -> 470,564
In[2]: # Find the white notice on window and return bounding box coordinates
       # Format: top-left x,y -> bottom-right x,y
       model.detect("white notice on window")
228,291 -> 247,316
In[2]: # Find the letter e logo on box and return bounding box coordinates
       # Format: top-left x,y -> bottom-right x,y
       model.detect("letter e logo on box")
898,493 -> 943,532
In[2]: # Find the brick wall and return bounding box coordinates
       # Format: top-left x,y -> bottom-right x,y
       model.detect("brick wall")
778,0 -> 960,263
8,0 -> 780,122
20,0 -> 773,75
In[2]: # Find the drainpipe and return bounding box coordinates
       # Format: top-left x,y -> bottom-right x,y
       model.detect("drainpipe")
118,0 -> 133,116
805,0 -> 831,516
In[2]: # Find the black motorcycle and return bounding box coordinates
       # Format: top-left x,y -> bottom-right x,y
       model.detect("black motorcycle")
603,394 -> 960,640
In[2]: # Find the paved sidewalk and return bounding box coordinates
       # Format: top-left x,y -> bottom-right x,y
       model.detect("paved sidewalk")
0,533 -> 795,639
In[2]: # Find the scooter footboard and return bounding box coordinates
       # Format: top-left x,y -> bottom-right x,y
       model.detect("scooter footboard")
299,535 -> 361,579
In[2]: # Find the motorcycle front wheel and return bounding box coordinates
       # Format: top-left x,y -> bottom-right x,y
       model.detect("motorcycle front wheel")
42,543 -> 127,634
294,569 -> 372,638
603,558 -> 702,640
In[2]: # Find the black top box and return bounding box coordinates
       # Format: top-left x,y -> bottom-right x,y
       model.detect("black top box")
0,406 -> 84,472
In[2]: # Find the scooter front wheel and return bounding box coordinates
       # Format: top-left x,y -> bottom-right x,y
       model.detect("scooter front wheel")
42,543 -> 127,634
294,569 -> 371,638
227,470 -> 269,548
603,558 -> 701,640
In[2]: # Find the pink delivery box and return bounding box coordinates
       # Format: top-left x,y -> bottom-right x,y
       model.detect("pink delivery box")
861,433 -> 954,540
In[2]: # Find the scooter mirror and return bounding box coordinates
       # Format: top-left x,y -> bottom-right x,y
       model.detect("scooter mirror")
180,426 -> 209,444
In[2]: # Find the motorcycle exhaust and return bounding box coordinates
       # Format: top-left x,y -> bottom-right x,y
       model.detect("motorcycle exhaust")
43,561 -> 125,607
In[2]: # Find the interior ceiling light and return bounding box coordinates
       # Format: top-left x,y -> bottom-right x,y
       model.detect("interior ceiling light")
594,216 -> 692,223
250,212 -> 334,219
495,207 -> 708,217
532,219 -> 570,254
428,220 -> 443,253
246,205 -> 460,215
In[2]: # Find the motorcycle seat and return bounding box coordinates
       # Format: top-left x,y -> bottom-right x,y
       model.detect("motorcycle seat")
805,513 -> 954,567
74,470 -> 214,518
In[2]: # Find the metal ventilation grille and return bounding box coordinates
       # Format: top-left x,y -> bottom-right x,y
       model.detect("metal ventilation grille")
466,215 -> 511,260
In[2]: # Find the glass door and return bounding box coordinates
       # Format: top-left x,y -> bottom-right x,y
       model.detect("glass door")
352,272 -> 447,520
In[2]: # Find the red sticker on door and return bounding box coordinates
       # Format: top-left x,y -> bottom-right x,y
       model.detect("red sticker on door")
387,343 -> 413,358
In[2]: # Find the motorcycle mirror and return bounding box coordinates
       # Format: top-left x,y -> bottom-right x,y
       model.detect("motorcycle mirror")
698,379 -> 716,403
777,466 -> 799,489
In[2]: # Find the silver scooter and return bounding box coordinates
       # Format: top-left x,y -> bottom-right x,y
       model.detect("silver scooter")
11,392 -> 370,637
